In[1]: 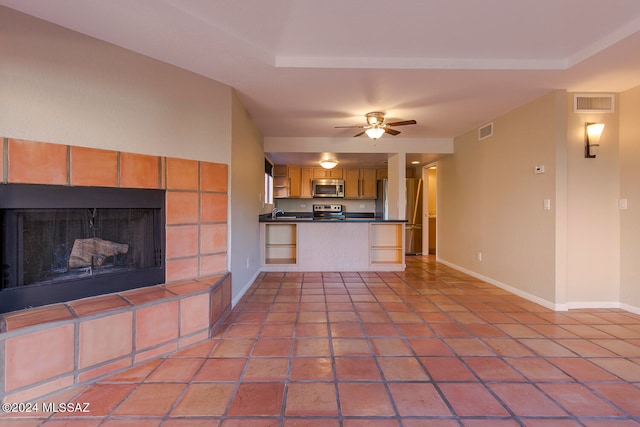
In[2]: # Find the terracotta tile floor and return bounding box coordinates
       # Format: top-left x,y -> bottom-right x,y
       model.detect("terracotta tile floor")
3,255 -> 640,426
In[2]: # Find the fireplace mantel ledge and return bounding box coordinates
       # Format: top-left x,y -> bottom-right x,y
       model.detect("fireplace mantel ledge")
0,274 -> 227,335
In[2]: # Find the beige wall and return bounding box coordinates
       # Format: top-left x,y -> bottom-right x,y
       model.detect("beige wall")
230,92 -> 265,300
439,91 -> 562,306
0,6 -> 231,163
566,94 -> 620,306
0,7 -> 268,302
620,85 -> 640,310
439,87 -> 640,313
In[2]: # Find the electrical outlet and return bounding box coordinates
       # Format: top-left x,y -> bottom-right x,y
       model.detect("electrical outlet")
477,251 -> 482,261
359,204 -> 365,208
300,204 -> 306,208
543,199 -> 551,210
246,257 -> 250,269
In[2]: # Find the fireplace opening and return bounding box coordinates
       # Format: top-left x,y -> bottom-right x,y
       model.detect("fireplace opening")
1,184 -> 165,314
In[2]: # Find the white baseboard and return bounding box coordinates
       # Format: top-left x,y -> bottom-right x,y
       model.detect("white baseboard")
567,301 -> 640,315
620,303 -> 640,315
436,257 -> 640,314
436,257 -> 561,311
567,301 -> 621,310
231,269 -> 261,307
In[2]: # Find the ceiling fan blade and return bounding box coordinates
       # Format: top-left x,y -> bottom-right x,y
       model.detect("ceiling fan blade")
353,131 -> 366,137
335,125 -> 365,129
384,128 -> 401,136
386,120 -> 417,127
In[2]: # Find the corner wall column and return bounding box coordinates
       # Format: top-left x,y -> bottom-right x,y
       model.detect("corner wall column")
386,153 -> 406,220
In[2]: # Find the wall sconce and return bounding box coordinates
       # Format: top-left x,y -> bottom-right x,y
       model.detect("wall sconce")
319,159 -> 338,169
585,122 -> 605,158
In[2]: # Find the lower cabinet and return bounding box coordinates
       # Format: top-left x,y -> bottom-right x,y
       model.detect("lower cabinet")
369,223 -> 404,265
263,223 -> 297,265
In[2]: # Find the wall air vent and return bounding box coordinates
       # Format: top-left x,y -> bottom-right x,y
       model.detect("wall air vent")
573,94 -> 615,113
478,122 -> 493,141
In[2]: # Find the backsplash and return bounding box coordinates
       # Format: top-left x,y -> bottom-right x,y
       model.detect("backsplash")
275,198 -> 376,213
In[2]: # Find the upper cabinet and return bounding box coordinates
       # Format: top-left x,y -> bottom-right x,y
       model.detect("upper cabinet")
345,168 -> 377,199
274,165 -> 383,199
300,167 -> 313,198
313,168 -> 343,179
274,165 -> 301,198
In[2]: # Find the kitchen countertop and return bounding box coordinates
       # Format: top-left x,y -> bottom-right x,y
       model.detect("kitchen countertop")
259,213 -> 407,223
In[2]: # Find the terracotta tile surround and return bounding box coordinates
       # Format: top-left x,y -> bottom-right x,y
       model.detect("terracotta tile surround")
70,145 -> 119,187
0,137 -> 231,403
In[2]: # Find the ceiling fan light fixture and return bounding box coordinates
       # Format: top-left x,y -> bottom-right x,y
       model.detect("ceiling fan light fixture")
366,111 -> 384,126
365,127 -> 385,140
336,111 -> 415,139
319,159 -> 339,169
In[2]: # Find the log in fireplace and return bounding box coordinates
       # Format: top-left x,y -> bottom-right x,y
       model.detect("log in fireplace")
0,184 -> 165,314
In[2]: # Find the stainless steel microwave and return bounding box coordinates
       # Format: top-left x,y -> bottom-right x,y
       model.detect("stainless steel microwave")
312,179 -> 344,198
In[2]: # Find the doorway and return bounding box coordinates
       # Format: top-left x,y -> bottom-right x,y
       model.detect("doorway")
423,164 -> 437,255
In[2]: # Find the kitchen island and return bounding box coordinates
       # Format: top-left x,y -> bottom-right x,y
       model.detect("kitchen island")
259,215 -> 406,272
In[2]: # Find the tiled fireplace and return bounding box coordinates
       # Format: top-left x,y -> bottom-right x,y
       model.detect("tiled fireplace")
0,138 -> 232,403
0,184 -> 166,313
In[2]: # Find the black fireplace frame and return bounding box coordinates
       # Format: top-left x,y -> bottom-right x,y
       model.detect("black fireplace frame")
0,184 -> 166,314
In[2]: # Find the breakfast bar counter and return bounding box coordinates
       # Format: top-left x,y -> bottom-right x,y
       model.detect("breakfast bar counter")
259,215 -> 406,272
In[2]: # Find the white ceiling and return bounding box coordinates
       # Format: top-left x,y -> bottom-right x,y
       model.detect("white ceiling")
3,0 -> 640,166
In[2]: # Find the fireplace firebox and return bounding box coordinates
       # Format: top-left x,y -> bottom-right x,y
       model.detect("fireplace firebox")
0,184 -> 165,314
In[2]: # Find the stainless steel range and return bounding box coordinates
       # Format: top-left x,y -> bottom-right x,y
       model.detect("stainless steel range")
313,204 -> 345,220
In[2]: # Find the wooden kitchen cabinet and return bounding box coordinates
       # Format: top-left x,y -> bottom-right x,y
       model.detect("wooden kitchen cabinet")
273,165 -> 288,198
345,168 -> 377,198
300,167 -> 313,198
361,168 -> 377,197
344,169 -> 359,198
313,167 -> 343,179
274,165 -> 301,198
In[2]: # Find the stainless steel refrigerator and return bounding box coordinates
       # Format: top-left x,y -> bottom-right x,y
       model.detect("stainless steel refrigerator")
376,178 -> 423,255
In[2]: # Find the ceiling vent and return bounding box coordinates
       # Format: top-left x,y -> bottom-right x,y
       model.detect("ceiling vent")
478,122 -> 493,141
573,94 -> 615,113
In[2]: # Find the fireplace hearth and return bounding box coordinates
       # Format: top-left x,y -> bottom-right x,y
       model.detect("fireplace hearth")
0,184 -> 165,313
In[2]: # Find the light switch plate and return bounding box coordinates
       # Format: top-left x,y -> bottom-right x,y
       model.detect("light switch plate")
619,199 -> 628,210
534,165 -> 545,174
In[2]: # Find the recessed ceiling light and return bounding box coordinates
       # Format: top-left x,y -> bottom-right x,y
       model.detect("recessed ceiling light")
411,161 -> 420,165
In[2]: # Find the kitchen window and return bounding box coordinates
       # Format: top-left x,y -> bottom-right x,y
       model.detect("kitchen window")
264,158 -> 274,205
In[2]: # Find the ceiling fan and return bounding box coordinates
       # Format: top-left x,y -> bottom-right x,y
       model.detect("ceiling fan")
335,112 -> 417,140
